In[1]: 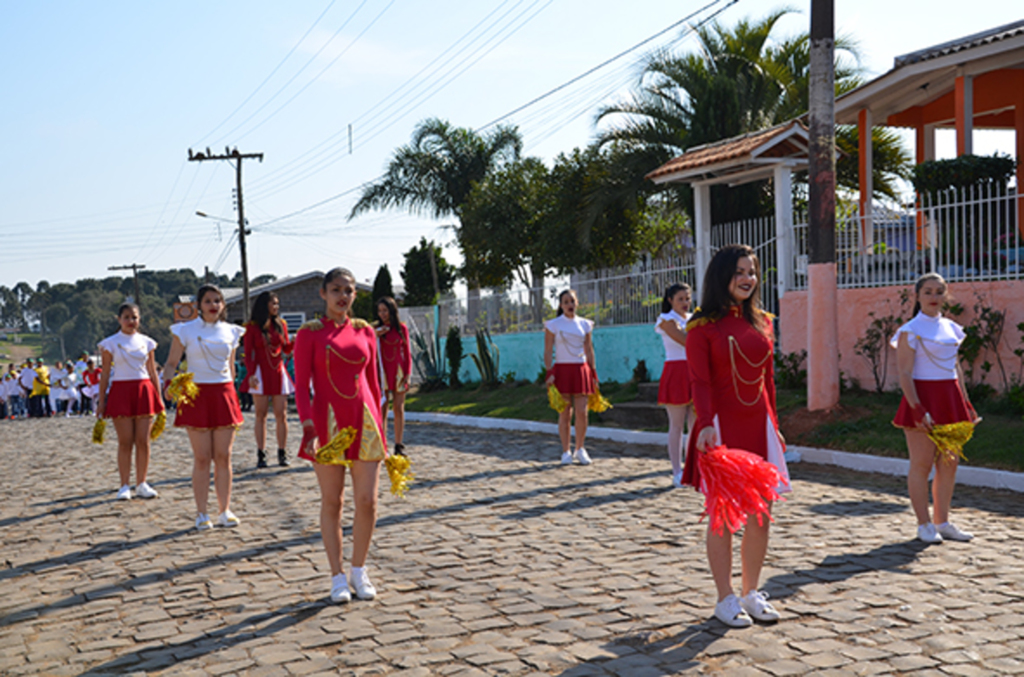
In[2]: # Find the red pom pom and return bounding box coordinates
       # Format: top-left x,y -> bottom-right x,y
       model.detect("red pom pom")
698,446 -> 784,536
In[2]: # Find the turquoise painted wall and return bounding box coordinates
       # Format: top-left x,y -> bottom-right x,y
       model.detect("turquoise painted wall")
447,324 -> 667,384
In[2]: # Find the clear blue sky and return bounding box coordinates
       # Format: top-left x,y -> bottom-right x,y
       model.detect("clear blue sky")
1,1 -> 1019,291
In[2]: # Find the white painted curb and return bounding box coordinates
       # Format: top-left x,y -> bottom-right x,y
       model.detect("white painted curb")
402,411 -> 1024,494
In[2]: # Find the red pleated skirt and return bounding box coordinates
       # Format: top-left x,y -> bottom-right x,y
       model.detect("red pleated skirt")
174,382 -> 243,430
553,362 -> 595,396
893,379 -> 977,428
104,379 -> 164,418
658,360 -> 691,406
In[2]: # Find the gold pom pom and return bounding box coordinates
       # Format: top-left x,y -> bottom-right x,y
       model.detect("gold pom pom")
547,385 -> 569,413
928,421 -> 974,463
150,411 -> 166,441
385,453 -> 414,498
167,373 -> 200,407
92,419 -> 106,444
587,387 -> 612,413
316,427 -> 357,466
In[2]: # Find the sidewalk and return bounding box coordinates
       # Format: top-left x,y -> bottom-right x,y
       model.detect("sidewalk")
2,415 -> 1023,675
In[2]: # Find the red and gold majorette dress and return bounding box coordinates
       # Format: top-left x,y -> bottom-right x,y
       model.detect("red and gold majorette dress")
655,309 -> 692,406
97,331 -> 164,418
294,317 -> 387,465
681,307 -> 791,492
242,320 -> 295,396
378,322 -> 412,395
890,312 -> 978,430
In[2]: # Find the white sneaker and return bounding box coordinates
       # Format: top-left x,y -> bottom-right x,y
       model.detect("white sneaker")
330,574 -> 351,604
917,523 -> 943,543
116,485 -> 131,501
672,471 -> 683,488
936,522 -> 974,541
714,594 -> 752,628
195,514 -> 213,531
350,568 -> 377,600
740,590 -> 781,622
573,448 -> 592,465
560,451 -> 573,465
135,482 -> 158,499
217,510 -> 240,528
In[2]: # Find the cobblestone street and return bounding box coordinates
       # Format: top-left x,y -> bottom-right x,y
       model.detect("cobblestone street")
2,416 -> 1023,676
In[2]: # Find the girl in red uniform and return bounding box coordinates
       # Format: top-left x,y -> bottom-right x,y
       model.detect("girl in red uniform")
891,272 -> 977,543
375,296 -> 412,456
162,285 -> 246,531
682,244 -> 790,628
80,358 -> 101,415
96,302 -> 165,501
544,290 -> 598,465
243,291 -> 295,468
656,283 -> 694,488
295,268 -> 387,603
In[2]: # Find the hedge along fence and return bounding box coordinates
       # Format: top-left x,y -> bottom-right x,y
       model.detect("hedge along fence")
911,154 -> 1017,194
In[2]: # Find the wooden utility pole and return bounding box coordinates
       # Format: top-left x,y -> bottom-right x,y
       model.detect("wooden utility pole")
807,0 -> 839,410
188,147 -> 263,322
108,263 -> 146,306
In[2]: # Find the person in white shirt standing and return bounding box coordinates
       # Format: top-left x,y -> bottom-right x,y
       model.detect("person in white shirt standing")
544,290 -> 598,466
655,283 -> 694,488
97,303 -> 165,501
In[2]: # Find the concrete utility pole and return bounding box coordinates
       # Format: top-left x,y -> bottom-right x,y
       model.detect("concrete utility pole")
188,147 -> 263,322
807,0 -> 839,411
108,263 -> 146,306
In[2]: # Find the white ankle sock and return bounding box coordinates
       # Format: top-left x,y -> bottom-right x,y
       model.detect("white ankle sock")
351,566 -> 366,578
332,572 -> 347,587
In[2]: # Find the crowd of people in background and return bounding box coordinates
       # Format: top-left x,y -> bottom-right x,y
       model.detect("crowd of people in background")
1,354 -> 102,420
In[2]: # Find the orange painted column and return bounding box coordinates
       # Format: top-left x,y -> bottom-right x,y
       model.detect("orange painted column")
807,263 -> 839,410
955,75 -> 973,157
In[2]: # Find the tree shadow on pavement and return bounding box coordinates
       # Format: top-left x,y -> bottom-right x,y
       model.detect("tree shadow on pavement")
0,527 -> 194,582
762,540 -> 929,600
807,498 -> 907,516
76,600 -> 329,675
0,533 -> 319,627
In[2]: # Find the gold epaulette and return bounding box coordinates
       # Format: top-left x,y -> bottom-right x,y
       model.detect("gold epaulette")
686,316 -> 713,331
351,318 -> 370,329
299,319 -> 324,332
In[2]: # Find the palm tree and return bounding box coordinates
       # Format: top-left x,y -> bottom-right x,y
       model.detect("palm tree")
597,9 -> 909,210
349,117 -> 522,239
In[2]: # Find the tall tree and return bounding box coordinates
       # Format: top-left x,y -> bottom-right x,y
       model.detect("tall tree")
349,117 -> 522,285
371,264 -> 395,304
400,238 -> 456,307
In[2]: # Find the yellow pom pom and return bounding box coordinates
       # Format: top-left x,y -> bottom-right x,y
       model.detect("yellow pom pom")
385,453 -> 414,498
315,427 -> 357,466
150,411 -> 166,441
587,387 -> 612,413
167,373 -> 199,407
928,421 -> 974,463
92,419 -> 106,444
548,385 -> 569,413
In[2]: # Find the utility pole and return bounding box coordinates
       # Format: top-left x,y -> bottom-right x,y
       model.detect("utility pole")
188,147 -> 263,322
108,263 -> 146,306
807,0 -> 839,410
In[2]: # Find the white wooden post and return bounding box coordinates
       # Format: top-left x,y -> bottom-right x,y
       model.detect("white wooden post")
773,165 -> 793,298
694,182 -> 712,294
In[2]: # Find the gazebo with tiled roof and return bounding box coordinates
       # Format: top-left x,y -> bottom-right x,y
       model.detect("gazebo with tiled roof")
646,119 -> 812,297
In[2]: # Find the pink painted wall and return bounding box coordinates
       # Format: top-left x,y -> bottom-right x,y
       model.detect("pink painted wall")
779,280 -> 1024,392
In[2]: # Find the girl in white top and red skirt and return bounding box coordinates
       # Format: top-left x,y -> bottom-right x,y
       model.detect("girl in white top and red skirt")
544,290 -> 598,465
162,285 -> 247,531
96,302 -> 165,501
655,283 -> 694,488
891,273 -> 978,544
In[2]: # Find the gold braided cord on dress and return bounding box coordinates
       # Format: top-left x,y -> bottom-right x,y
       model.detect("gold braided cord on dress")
913,334 -> 958,373
728,335 -> 770,407
325,346 -> 362,399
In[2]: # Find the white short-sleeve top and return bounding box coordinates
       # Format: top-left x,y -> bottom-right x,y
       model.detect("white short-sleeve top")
890,312 -> 964,381
544,315 -> 594,364
171,319 -> 246,384
98,332 -> 157,382
655,310 -> 691,362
